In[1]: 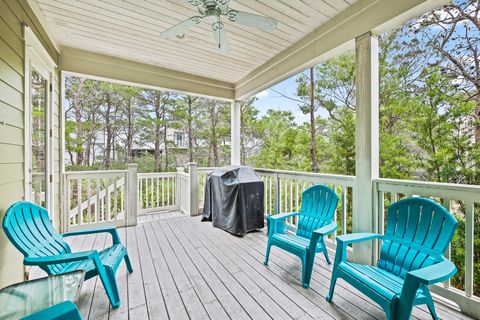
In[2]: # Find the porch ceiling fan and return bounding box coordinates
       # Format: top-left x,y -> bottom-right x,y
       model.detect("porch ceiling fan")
160,0 -> 278,52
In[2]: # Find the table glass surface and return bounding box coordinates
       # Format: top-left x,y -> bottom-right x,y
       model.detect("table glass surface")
0,271 -> 84,319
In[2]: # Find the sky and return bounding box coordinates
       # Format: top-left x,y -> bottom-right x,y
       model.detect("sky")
253,68 -> 332,125
252,71 -> 311,125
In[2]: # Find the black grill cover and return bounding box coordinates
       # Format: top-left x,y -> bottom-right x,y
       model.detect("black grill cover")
202,166 -> 264,236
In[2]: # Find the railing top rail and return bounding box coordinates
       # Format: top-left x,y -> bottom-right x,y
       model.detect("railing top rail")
64,170 -> 128,177
138,172 -> 178,178
375,178 -> 480,201
255,168 -> 355,183
197,167 -> 217,173
375,178 -> 480,192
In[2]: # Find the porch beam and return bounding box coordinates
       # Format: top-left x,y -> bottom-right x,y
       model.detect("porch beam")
231,100 -> 241,166
352,32 -> 379,265
59,46 -> 235,100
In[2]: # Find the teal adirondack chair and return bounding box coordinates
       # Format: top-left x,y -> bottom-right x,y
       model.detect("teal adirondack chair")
3,201 -> 133,309
326,197 -> 458,320
264,185 -> 339,288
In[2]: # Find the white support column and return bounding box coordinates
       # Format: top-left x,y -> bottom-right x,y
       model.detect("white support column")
187,162 -> 199,216
127,163 -> 138,226
353,32 -> 380,265
231,100 -> 241,165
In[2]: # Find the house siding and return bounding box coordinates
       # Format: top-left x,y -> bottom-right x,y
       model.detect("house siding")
0,0 -> 60,287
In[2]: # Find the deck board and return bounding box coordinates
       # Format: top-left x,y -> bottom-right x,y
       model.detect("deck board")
28,212 -> 473,320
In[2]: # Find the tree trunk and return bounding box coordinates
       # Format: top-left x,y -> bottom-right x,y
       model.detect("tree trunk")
104,93 -> 113,170
73,79 -> 85,165
125,97 -> 134,164
309,67 -> 318,172
154,92 -> 162,172
210,102 -> 219,166
162,93 -> 169,171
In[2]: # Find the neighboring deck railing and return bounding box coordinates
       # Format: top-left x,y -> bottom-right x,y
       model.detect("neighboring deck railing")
61,164 -> 479,318
137,172 -> 177,214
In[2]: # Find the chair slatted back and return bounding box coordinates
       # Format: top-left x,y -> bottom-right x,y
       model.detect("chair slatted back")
378,198 -> 457,278
3,202 -> 72,274
296,185 -> 339,239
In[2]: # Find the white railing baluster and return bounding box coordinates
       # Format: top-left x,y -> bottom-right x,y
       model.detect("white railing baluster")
442,198 -> 451,289
86,178 -> 91,224
77,178 -> 82,225
342,186 -> 347,235
113,178 -> 118,220
95,178 -> 100,223
162,177 -> 165,207
156,177 -> 159,208
465,200 -> 474,298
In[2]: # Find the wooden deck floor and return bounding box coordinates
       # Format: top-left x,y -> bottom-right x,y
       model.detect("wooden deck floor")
33,212 -> 471,320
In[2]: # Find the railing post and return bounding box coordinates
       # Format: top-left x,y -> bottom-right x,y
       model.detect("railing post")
231,100 -> 241,165
353,31 -> 379,265
188,162 -> 199,216
127,163 -> 138,226
176,167 -> 183,211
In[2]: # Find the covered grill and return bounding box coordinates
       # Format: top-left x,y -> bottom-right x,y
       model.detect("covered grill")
202,166 -> 264,236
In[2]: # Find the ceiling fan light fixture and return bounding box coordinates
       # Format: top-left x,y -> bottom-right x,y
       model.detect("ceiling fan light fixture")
176,33 -> 187,40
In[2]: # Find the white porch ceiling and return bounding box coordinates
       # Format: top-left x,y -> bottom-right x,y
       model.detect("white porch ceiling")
33,0 -> 358,83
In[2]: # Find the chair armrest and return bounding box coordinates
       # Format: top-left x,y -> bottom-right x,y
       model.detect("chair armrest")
24,250 -> 97,266
267,212 -> 299,236
267,212 -> 299,221
397,259 -> 457,320
336,233 -> 383,246
406,259 -> 457,285
313,222 -> 337,237
62,225 -> 121,245
332,233 -> 383,266
310,222 -> 337,251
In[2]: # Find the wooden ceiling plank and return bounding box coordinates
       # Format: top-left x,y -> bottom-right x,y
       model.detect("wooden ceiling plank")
41,9 -> 270,65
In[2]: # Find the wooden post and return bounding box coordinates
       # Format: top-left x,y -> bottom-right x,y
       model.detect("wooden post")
126,163 -> 138,226
176,167 -> 183,211
353,32 -> 379,265
187,162 -> 199,216
231,100 -> 241,165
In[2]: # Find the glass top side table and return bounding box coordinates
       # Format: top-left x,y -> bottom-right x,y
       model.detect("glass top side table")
0,270 -> 84,319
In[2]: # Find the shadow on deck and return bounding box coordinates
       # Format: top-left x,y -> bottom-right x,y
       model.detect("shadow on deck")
31,212 -> 471,320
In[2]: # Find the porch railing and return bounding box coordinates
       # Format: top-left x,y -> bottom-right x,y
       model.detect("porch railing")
374,178 -> 480,317
63,169 -> 128,231
137,172 -> 177,215
61,164 -> 479,318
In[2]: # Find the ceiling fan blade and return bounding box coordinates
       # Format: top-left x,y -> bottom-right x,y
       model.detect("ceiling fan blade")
212,22 -> 229,53
216,0 -> 230,14
227,10 -> 277,32
186,0 -> 203,7
161,16 -> 202,39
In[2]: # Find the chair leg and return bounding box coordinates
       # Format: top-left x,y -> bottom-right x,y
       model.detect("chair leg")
301,255 -> 309,288
302,251 -> 316,289
124,253 -> 133,273
322,246 -> 331,265
326,272 -> 337,302
424,290 -> 439,320
98,266 -> 121,308
264,240 -> 272,266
